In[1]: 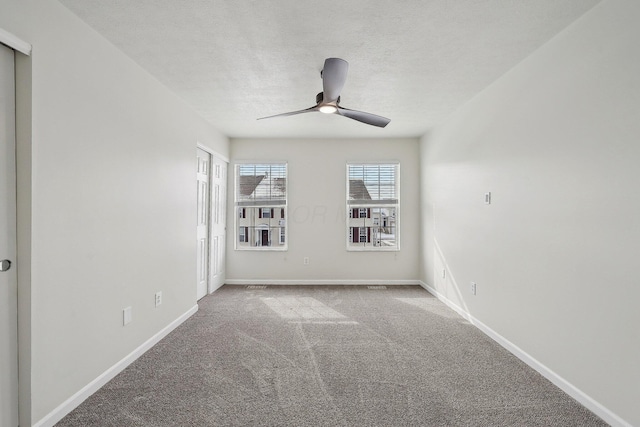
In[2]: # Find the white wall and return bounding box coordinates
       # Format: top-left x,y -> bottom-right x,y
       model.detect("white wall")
419,0 -> 640,425
1,0 -> 229,424
228,138 -> 420,284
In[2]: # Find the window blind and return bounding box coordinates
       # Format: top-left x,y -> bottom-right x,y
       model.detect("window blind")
235,163 -> 287,250
236,164 -> 287,207
348,164 -> 398,205
346,163 -> 399,251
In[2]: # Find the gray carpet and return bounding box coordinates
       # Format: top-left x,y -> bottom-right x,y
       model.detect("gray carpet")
57,285 -> 607,426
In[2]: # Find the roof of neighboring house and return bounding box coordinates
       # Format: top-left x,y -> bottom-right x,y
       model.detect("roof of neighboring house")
238,175 -> 286,200
238,175 -> 265,197
349,180 -> 371,200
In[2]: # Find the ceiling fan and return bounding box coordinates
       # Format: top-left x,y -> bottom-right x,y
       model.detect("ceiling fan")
258,58 -> 390,128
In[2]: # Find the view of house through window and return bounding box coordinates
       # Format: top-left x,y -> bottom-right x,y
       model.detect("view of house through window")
347,163 -> 399,250
235,163 -> 287,250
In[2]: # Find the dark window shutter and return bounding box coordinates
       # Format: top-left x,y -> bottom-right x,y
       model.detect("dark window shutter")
353,208 -> 359,218
367,208 -> 371,218
367,227 -> 371,242
258,209 -> 262,218
281,208 -> 285,218
271,208 -> 274,218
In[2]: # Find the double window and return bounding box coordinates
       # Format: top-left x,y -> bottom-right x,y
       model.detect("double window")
234,161 -> 399,252
347,163 -> 399,251
235,163 -> 287,250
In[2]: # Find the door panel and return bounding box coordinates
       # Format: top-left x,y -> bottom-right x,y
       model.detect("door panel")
196,149 -> 210,300
0,44 -> 18,427
209,156 -> 227,291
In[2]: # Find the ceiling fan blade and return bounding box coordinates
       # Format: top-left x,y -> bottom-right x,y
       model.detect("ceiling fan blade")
322,58 -> 349,103
257,106 -> 318,120
336,106 -> 390,128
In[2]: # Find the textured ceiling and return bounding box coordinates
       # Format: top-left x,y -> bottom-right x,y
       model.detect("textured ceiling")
57,0 -> 600,139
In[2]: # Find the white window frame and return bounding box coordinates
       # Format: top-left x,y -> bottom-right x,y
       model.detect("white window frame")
346,162 -> 400,251
234,162 -> 287,251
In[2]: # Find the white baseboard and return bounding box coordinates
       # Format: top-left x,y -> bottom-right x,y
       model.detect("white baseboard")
208,280 -> 225,294
33,305 -> 199,427
225,279 -> 421,286
418,281 -> 630,427
418,281 -> 472,322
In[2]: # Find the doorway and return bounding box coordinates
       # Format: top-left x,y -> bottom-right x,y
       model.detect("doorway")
0,43 -> 19,427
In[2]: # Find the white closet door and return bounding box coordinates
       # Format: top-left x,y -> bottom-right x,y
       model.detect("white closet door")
196,148 -> 210,300
0,43 -> 18,427
209,155 -> 227,292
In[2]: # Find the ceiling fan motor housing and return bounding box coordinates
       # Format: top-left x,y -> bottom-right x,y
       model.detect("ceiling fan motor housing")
316,92 -> 340,105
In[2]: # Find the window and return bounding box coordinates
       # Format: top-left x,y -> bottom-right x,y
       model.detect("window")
347,163 -> 399,250
239,226 -> 248,242
235,163 -> 287,250
260,208 -> 273,219
359,227 -> 368,243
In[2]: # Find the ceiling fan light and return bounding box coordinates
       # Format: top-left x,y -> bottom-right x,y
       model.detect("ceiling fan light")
319,105 -> 337,114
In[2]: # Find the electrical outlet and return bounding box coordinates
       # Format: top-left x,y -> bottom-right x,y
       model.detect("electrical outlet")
155,291 -> 162,307
303,257 -> 310,265
485,192 -> 492,205
470,282 -> 477,295
123,306 -> 132,326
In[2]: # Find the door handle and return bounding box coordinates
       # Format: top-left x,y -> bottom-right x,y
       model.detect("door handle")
0,259 -> 11,272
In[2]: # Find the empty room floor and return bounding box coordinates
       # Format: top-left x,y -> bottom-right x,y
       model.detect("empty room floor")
57,285 -> 606,426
